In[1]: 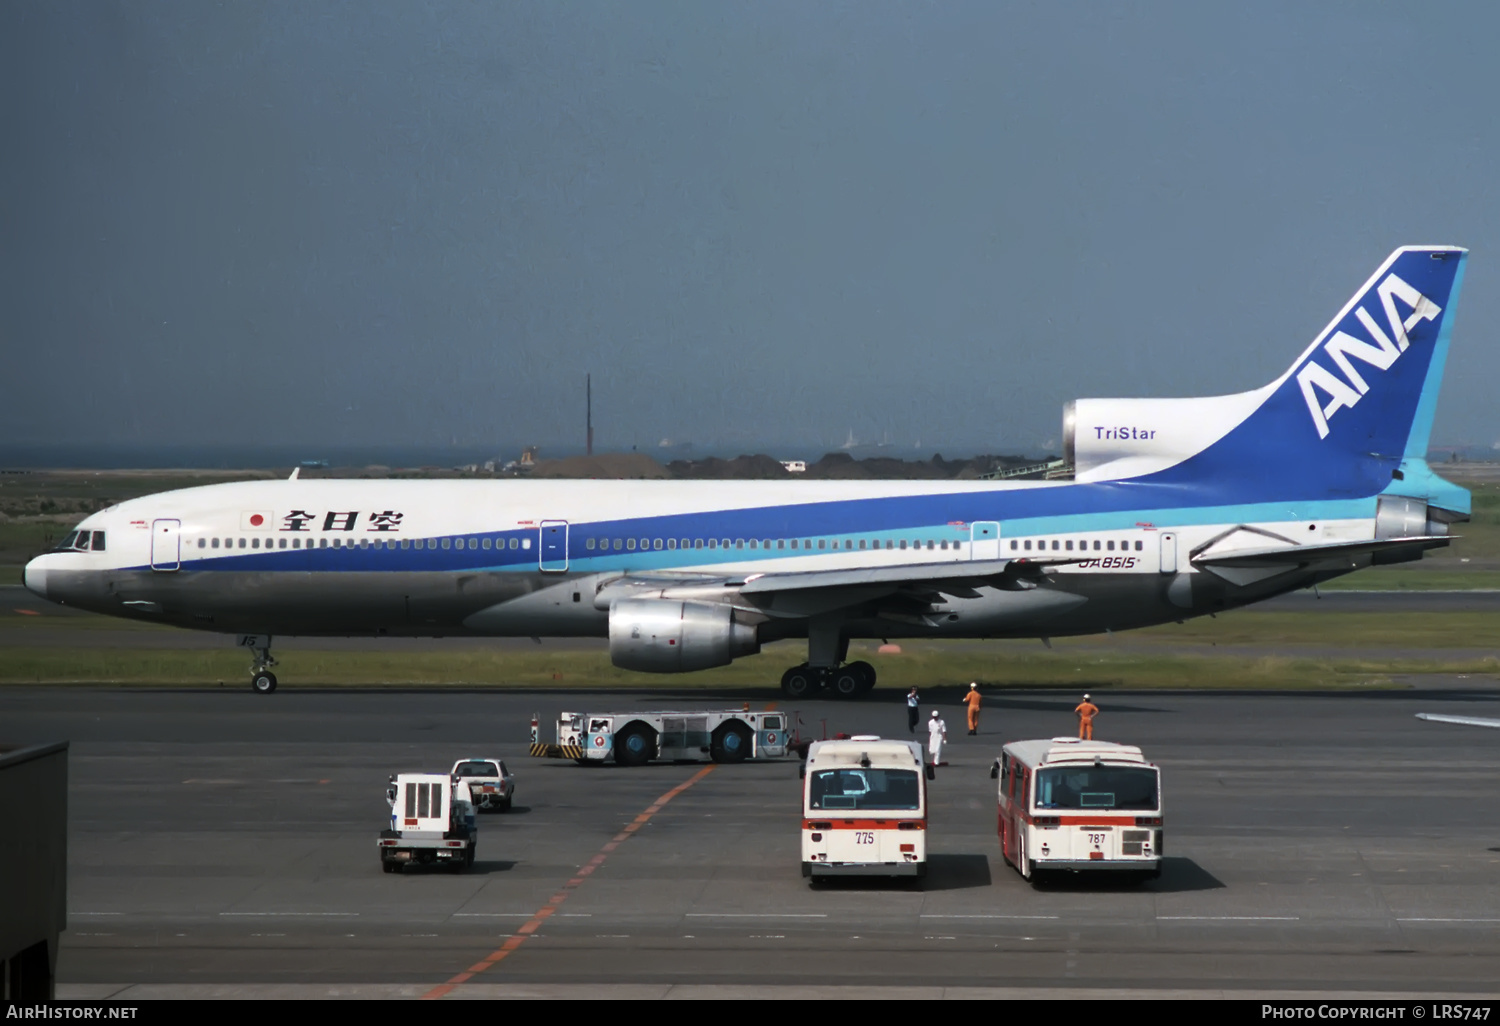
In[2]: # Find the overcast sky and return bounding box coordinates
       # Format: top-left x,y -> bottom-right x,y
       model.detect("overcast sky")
5,1 -> 1500,459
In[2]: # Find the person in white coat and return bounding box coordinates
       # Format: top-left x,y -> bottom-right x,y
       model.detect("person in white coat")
927,709 -> 948,766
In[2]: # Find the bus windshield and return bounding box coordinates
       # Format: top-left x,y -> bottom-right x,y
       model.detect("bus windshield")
1035,766 -> 1158,811
808,768 -> 921,812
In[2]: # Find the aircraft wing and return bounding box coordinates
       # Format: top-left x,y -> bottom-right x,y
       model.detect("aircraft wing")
737,557 -> 1086,594
593,557 -> 1090,620
1415,713 -> 1500,730
1192,535 -> 1451,569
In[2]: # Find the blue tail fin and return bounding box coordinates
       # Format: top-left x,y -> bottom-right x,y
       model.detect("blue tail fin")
1151,245 -> 1467,499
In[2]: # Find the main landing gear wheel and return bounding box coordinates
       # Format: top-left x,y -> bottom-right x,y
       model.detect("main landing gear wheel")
251,671 -> 278,694
780,664 -> 816,699
847,661 -> 876,696
831,666 -> 863,699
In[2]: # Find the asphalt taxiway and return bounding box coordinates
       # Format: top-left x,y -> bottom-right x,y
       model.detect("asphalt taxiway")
2,685 -> 1498,998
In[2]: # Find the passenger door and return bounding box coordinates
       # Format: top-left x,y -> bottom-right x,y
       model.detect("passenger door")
539,520 -> 568,572
150,519 -> 181,572
970,522 -> 1001,561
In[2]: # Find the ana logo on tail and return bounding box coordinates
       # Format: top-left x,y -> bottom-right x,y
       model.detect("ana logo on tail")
1296,272 -> 1442,439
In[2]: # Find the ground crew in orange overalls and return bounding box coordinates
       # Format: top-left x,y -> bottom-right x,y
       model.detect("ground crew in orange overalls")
962,682 -> 982,735
1075,693 -> 1099,740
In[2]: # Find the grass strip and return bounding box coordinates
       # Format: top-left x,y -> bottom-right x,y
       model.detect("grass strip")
2,644 -> 1497,689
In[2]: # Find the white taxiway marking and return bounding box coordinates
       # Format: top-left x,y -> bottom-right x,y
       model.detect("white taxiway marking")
685,913 -> 828,918
1396,918 -> 1500,923
219,912 -> 358,917
1156,916 -> 1299,921
920,914 -> 1061,920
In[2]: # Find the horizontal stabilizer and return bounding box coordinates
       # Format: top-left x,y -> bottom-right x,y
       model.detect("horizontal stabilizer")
1192,535 -> 1450,569
1415,713 -> 1500,730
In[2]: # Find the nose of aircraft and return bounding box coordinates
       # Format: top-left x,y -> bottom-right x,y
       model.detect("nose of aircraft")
23,557 -> 48,600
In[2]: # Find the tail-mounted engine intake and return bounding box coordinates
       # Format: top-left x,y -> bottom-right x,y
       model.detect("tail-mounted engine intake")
608,597 -> 761,673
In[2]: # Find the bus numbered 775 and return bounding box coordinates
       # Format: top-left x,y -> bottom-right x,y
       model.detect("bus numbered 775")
801,736 -> 934,883
992,738 -> 1163,882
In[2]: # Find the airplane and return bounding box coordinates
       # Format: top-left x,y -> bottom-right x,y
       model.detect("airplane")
23,245 -> 1471,697
1416,713 -> 1500,730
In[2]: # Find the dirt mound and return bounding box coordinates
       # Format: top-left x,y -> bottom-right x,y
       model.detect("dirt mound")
667,454 -> 789,479
528,453 -> 670,479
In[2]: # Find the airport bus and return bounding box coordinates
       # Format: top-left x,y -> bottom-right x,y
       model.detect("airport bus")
993,738 -> 1162,881
801,736 -> 931,882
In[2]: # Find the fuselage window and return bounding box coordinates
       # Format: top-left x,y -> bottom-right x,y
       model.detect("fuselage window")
470,538 -> 478,550
721,539 -> 730,549
778,540 -> 786,550
293,538 -> 302,549
708,539 -> 717,549
640,538 -> 649,550
251,537 -> 260,550
627,539 -> 637,551
1093,540 -> 1101,551
735,540 -> 744,549
695,539 -> 703,549
859,539 -> 867,550
522,539 -> 531,549
1134,540 -> 1143,551
1051,540 -> 1058,551
484,538 -> 493,550
927,540 -> 934,550
278,538 -> 286,549
900,540 -> 908,550
316,538 -> 325,548
844,540 -> 852,550
667,539 -> 676,550
1107,540 -> 1115,551
586,538 -> 596,550
197,538 -> 205,549
939,540 -> 947,550
440,538 -> 450,550
654,539 -> 663,550
818,539 -> 826,550
1065,540 -> 1073,551
211,537 -> 220,549
791,540 -> 798,549
682,538 -> 691,549
610,538 -> 620,550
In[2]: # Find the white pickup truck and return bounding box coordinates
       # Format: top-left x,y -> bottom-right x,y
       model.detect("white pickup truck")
378,773 -> 477,873
450,758 -> 515,812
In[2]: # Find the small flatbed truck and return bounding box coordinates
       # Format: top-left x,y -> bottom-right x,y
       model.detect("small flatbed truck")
378,772 -> 477,873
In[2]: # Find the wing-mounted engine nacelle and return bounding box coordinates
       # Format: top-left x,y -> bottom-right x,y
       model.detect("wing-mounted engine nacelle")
608,597 -> 761,673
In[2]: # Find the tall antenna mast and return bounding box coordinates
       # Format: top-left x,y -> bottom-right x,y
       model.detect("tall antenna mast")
586,373 -> 593,456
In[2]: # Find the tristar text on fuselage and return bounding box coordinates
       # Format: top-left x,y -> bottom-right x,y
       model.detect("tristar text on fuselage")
24,246 -> 1470,697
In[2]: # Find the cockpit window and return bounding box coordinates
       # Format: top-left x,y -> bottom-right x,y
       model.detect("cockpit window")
52,531 -> 100,553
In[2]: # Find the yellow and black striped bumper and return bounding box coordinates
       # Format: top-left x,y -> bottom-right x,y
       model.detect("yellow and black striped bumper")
530,743 -> 584,759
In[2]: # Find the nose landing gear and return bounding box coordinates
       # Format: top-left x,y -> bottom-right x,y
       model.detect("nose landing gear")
239,634 -> 278,694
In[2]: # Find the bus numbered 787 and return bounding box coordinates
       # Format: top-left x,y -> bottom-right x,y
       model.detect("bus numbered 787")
992,738 -> 1163,882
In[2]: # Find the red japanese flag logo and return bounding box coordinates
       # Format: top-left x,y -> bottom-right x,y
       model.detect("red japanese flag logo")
240,511 -> 274,531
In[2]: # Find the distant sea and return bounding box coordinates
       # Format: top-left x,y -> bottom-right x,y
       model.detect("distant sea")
0,441 -> 1016,470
